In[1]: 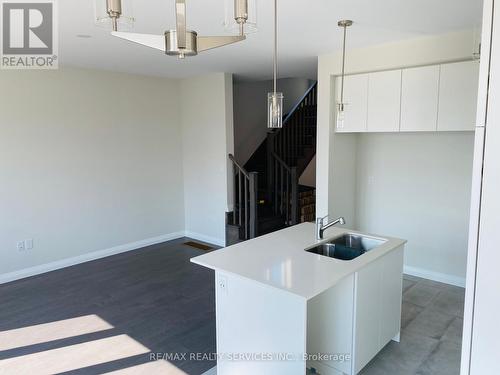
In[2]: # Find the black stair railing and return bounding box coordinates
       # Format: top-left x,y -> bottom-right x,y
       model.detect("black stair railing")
270,152 -> 298,225
266,82 -> 317,224
229,154 -> 258,239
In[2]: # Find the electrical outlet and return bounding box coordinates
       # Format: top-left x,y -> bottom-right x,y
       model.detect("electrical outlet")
218,275 -> 228,294
17,241 -> 25,251
25,239 -> 33,250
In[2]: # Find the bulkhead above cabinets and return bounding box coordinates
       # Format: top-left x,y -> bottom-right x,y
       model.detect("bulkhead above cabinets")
334,60 -> 480,133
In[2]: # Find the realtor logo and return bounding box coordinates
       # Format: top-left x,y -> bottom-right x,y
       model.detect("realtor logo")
1,0 -> 58,69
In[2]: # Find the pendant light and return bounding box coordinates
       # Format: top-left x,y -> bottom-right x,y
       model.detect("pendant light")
103,0 -> 250,59
336,20 -> 353,130
267,0 -> 283,129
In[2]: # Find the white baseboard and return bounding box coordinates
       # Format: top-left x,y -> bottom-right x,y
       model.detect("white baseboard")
404,265 -> 466,288
0,232 -> 185,285
184,231 -> 225,247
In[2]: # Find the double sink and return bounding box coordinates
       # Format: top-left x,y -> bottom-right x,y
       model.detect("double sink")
305,233 -> 386,261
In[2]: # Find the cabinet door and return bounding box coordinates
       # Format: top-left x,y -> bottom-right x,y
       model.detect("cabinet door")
354,246 -> 404,374
438,61 -> 480,131
367,70 -> 402,132
354,259 -> 382,373
335,74 -> 368,133
400,65 -> 440,132
307,275 -> 355,375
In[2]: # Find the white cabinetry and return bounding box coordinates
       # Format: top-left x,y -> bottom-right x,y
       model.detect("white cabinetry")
367,70 -> 402,132
400,65 -> 440,132
307,246 -> 405,375
335,74 -> 369,133
437,61 -> 480,131
334,61 -> 479,134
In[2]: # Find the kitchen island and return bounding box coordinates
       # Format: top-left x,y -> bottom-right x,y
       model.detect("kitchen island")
192,223 -> 406,375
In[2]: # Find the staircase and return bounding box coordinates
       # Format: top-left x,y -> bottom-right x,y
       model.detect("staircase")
299,188 -> 316,223
228,82 -> 317,244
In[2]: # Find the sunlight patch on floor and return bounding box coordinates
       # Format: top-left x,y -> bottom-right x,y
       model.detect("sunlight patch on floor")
201,366 -> 217,375
103,360 -> 188,374
0,334 -> 149,374
0,314 -> 114,351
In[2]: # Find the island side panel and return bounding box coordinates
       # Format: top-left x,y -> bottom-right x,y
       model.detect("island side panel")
379,246 -> 404,345
306,273 -> 355,375
215,271 -> 307,375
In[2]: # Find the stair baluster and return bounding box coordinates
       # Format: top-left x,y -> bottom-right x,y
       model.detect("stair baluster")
229,154 -> 258,240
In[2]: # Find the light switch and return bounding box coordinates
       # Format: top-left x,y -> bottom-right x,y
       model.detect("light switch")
25,239 -> 33,250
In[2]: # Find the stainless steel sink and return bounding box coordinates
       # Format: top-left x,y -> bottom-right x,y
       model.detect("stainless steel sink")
305,233 -> 386,261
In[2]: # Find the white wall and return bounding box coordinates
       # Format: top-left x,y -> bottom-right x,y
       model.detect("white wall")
233,78 -> 315,164
330,132 -> 475,285
0,67 -> 185,278
298,156 -> 316,188
180,73 -> 234,246
0,69 -> 235,281
329,134 -> 358,227
353,133 -> 474,283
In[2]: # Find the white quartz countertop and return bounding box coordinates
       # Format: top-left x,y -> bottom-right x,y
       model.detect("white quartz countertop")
191,223 -> 406,300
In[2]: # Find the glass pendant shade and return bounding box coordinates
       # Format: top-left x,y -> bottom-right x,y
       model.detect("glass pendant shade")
336,104 -> 345,130
268,92 -> 284,129
224,0 -> 258,34
95,0 -> 135,31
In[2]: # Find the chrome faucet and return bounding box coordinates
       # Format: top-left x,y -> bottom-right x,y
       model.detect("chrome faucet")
316,215 -> 346,240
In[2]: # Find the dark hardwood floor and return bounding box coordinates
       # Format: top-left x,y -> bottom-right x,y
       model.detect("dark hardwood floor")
0,238 -> 217,375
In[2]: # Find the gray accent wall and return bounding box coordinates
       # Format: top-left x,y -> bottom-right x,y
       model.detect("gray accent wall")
233,77 -> 315,165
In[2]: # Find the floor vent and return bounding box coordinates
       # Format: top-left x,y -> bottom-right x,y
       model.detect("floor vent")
183,241 -> 214,251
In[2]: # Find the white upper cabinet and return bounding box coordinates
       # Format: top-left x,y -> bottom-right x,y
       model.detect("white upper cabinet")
335,74 -> 369,133
334,62 -> 477,134
400,65 -> 440,132
367,70 -> 402,132
437,61 -> 480,131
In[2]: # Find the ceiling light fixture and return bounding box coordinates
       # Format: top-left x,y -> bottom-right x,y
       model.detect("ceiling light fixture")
336,19 -> 353,130
95,0 -> 135,32
267,0 -> 283,129
224,0 -> 258,34
104,0 -> 250,59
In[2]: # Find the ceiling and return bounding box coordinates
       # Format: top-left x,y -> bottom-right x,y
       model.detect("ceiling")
60,0 -> 483,81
